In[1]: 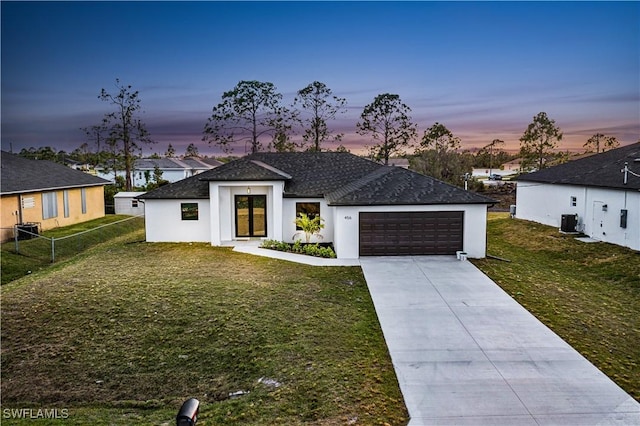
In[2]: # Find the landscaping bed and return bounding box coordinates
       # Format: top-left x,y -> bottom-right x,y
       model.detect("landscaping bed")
260,239 -> 336,258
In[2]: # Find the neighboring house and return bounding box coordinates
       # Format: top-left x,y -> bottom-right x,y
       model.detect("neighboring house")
138,152 -> 495,259
386,158 -> 410,169
516,142 -> 640,251
114,192 -> 146,216
0,151 -> 110,241
472,159 -> 521,179
96,157 -> 223,186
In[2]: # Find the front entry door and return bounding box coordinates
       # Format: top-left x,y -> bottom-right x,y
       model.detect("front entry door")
235,195 -> 267,238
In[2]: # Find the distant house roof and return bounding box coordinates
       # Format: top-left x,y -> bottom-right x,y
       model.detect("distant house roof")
114,191 -> 146,198
133,157 -> 220,171
517,142 -> 640,191
1,151 -> 110,195
139,152 -> 495,206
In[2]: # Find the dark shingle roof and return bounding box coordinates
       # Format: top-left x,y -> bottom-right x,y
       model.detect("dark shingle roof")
326,166 -> 496,205
136,172 -> 211,199
1,151 -> 109,194
517,143 -> 640,190
139,151 -> 496,205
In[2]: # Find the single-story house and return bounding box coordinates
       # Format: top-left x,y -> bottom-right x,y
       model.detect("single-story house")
96,157 -> 223,186
138,152 -> 495,259
515,142 -> 640,251
0,151 -> 110,241
114,192 -> 146,216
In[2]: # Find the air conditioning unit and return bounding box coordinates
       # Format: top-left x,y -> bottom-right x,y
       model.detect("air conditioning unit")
560,214 -> 578,233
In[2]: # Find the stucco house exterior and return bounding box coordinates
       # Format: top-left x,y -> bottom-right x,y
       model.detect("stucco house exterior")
138,152 -> 495,259
1,151 -> 110,242
515,142 -> 640,251
96,157 -> 223,186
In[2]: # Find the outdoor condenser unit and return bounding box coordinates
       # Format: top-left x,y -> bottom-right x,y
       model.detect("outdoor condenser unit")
560,214 -> 578,233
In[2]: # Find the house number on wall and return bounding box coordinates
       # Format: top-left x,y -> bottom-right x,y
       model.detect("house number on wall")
344,216 -> 352,220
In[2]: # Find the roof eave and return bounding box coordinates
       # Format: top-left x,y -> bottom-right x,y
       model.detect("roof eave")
326,200 -> 497,207
1,182 -> 109,195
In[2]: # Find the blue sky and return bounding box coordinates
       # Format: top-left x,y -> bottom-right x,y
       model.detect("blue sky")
2,1 -> 638,156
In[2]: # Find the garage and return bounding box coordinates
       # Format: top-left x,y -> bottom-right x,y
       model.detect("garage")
359,211 -> 464,256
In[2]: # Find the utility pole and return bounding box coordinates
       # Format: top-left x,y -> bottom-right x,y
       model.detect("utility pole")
482,139 -> 504,177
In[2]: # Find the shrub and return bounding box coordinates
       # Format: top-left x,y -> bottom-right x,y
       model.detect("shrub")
260,240 -> 336,259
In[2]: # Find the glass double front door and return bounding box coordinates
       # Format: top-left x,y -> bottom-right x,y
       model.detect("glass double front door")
235,195 -> 267,238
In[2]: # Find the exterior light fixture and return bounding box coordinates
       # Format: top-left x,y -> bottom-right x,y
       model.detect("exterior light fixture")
247,187 -> 251,194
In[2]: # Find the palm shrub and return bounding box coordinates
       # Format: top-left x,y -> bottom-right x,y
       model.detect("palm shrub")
293,213 -> 325,243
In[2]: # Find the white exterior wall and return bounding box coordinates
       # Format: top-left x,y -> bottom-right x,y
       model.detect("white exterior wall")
114,192 -> 146,216
516,182 -> 639,251
144,199 -> 210,242
515,182 -> 584,228
132,169 -> 187,186
333,204 -> 488,259
282,198 -> 333,244
209,181 -> 284,245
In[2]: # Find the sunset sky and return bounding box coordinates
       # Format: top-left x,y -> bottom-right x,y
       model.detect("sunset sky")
2,1 -> 638,157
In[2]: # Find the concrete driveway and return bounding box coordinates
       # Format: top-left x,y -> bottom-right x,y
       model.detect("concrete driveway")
360,256 -> 640,425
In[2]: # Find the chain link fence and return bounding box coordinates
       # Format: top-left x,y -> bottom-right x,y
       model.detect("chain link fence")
2,215 -> 144,266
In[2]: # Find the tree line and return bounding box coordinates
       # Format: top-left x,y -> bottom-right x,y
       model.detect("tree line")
18,79 -> 622,191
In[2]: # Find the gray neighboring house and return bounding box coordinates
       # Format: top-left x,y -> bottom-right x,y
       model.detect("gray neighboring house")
96,157 -> 223,186
516,142 -> 640,251
138,152 -> 496,259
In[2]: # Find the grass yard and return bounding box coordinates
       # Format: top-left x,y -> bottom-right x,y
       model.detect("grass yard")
1,215 -> 144,285
1,228 -> 407,425
473,213 -> 640,402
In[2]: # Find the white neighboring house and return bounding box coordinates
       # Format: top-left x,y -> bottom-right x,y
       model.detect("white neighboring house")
114,192 -> 146,216
97,157 -> 223,186
516,142 -> 640,251
138,152 -> 496,259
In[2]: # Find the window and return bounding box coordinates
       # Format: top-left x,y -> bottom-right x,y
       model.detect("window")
132,199 -> 139,208
63,190 -> 70,218
81,188 -> 87,214
296,202 -> 320,230
570,196 -> 577,207
181,203 -> 199,220
42,192 -> 58,219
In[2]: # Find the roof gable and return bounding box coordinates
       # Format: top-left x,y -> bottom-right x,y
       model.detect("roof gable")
140,151 -> 495,205
1,151 -> 109,194
517,143 -> 640,190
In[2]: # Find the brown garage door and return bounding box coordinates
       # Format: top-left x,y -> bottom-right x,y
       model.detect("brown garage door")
359,211 -> 464,256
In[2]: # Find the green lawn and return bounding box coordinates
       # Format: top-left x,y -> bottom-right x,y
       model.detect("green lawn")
1,229 -> 408,425
473,213 -> 640,401
1,215 -> 144,285
2,212 -> 638,424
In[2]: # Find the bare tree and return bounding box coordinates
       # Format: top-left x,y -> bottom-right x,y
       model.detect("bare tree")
99,79 -> 154,190
584,133 -> 619,153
